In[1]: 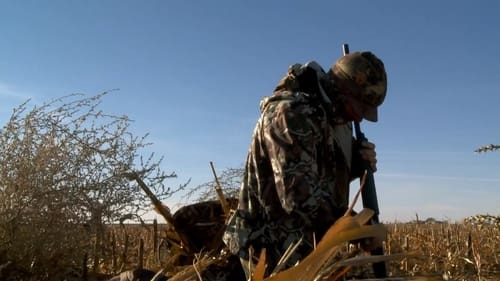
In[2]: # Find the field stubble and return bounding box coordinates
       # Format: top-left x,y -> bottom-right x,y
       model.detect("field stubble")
97,221 -> 499,281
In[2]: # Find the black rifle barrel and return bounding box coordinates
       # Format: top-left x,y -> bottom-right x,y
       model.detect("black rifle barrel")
342,44 -> 350,56
341,43 -> 386,277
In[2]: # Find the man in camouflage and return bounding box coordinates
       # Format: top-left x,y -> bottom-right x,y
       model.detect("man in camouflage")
223,51 -> 387,279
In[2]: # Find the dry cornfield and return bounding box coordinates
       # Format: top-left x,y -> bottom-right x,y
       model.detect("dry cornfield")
89,216 -> 499,281
384,222 -> 499,281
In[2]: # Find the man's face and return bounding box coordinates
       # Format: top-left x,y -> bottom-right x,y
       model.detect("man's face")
341,93 -> 378,123
343,94 -> 365,123
332,75 -> 379,123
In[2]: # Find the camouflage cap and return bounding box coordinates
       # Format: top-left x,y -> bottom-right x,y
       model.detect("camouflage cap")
332,52 -> 387,121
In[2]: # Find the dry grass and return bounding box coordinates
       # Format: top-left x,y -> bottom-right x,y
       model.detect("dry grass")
384,222 -> 499,281
93,220 -> 499,281
3,219 -> 496,280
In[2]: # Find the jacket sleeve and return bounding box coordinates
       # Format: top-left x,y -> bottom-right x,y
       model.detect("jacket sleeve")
261,99 -> 331,219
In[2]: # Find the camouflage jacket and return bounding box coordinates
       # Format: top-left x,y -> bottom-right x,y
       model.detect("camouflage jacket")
224,89 -> 364,271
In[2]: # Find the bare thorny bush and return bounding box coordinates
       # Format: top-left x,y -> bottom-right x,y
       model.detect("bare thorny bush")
475,144 -> 500,153
0,92 -> 182,280
184,167 -> 243,203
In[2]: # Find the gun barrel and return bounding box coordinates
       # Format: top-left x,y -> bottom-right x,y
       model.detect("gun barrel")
341,43 -> 386,278
342,43 -> 350,56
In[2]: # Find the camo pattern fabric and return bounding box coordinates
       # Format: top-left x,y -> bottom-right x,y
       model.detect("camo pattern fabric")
224,89 -> 360,275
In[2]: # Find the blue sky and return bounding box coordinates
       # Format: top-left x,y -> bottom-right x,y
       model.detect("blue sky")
1,1 -> 499,222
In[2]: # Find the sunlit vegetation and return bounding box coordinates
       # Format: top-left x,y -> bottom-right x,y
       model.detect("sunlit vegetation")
0,96 -> 498,280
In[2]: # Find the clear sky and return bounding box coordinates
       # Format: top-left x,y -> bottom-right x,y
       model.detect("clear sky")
1,1 -> 499,222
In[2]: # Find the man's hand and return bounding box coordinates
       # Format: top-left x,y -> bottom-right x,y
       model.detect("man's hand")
359,141 -> 377,172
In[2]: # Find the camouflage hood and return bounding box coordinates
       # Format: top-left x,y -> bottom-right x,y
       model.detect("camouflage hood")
271,61 -> 334,109
259,90 -> 312,113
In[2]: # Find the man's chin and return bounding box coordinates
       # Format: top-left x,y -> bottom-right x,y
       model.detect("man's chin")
351,114 -> 363,123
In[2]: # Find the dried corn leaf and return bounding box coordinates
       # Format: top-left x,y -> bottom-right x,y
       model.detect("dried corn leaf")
335,252 -> 412,268
168,254 -> 218,281
253,249 -> 267,281
259,209 -> 387,281
353,208 -> 376,225
346,277 -> 444,281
